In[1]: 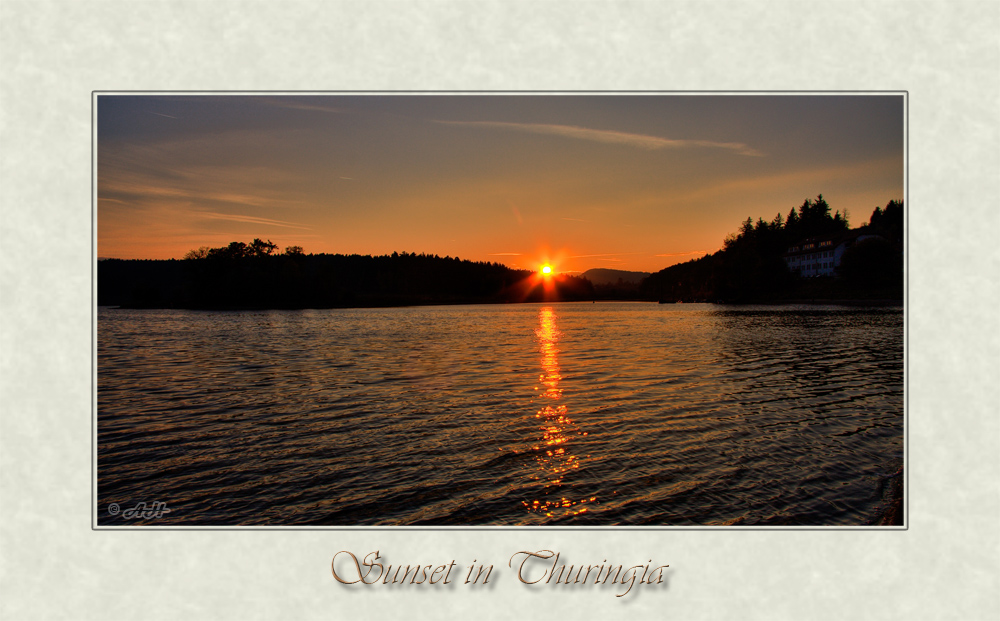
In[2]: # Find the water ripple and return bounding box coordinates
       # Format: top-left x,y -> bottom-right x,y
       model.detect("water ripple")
98,303 -> 903,526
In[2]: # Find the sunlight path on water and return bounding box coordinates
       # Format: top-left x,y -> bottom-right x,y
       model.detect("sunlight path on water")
523,307 -> 596,519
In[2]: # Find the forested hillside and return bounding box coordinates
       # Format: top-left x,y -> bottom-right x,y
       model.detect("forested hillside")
99,246 -> 595,309
641,197 -> 903,303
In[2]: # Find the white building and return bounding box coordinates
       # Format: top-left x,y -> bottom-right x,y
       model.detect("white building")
784,233 -> 882,277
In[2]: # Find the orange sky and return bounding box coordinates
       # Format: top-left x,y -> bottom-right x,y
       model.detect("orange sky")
98,94 -> 903,274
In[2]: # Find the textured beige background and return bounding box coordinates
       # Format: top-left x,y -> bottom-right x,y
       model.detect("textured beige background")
1,1 -> 998,619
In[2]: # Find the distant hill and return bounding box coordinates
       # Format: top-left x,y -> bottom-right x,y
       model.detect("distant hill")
580,268 -> 651,287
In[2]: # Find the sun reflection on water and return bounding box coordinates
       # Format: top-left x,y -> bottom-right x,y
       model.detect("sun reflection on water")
523,306 -> 594,519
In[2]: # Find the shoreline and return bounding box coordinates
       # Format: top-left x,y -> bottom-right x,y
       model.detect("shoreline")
102,298 -> 903,312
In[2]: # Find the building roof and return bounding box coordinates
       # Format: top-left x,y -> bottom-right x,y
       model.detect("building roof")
783,230 -> 880,258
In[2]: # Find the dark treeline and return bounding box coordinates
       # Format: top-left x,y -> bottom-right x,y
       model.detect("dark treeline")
99,197 -> 902,309
641,196 -> 904,303
99,244 -> 596,309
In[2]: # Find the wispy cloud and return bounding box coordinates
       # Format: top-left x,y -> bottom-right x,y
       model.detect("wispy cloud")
488,252 -> 522,256
654,250 -> 708,257
200,212 -> 312,230
99,144 -> 310,212
569,252 -> 643,259
258,98 -> 347,115
435,120 -> 763,156
150,111 -> 178,119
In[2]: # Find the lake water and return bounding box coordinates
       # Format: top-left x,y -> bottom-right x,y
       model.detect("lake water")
97,302 -> 904,526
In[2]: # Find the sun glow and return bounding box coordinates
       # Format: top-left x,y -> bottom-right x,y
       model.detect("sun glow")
541,265 -> 553,275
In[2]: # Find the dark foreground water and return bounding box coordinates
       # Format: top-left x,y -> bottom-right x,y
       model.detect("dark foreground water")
97,302 -> 903,526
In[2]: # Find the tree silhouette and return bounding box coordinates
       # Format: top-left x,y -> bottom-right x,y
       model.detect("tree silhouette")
866,200 -> 903,245
105,240 -> 597,309
250,238 -> 278,257
183,246 -> 211,260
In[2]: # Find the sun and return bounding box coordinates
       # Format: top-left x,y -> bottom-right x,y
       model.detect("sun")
541,265 -> 553,275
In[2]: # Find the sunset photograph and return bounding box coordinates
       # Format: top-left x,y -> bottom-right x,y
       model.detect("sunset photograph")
96,93 -> 905,526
